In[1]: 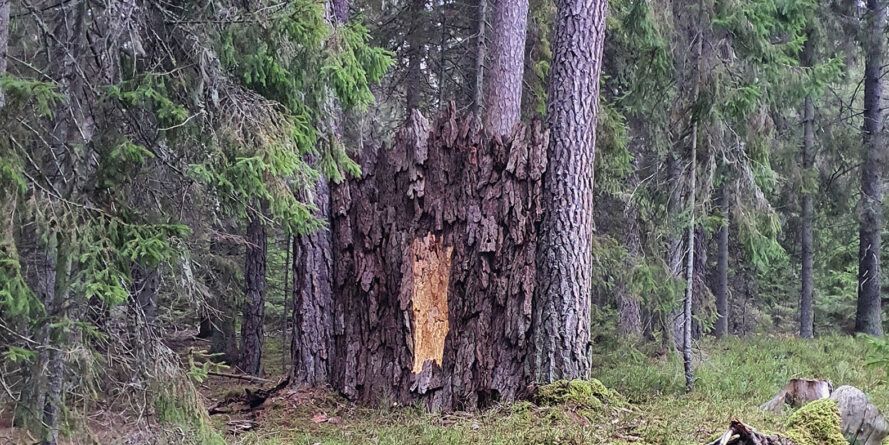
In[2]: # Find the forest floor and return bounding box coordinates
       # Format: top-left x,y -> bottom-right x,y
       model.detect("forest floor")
204,335 -> 889,445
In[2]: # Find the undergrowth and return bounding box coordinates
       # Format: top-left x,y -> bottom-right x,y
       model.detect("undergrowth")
226,335 -> 889,444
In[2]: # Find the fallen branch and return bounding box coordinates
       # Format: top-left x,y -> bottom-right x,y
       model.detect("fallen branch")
207,370 -> 272,384
706,420 -> 793,445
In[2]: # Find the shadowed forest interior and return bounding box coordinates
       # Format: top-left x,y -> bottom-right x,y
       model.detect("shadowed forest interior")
4,0 -> 889,443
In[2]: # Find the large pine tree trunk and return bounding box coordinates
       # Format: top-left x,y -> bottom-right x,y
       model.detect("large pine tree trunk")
483,0 -> 529,135
330,108 -> 546,410
799,30 -> 816,339
856,0 -> 885,337
532,0 -> 607,382
289,0 -> 346,386
240,206 -> 267,375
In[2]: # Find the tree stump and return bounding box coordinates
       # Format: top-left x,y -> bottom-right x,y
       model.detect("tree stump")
829,385 -> 889,445
328,107 -> 548,410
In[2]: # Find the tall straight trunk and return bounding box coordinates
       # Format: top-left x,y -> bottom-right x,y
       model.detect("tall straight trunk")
0,0 -> 9,110
533,0 -> 607,383
714,183 -> 729,338
799,30 -> 816,339
683,123 -> 697,393
618,138 -> 643,338
405,0 -> 425,113
666,153 -> 685,350
240,206 -> 267,375
483,0 -> 529,135
682,4 -> 704,392
856,0 -> 885,337
290,0 -> 345,386
474,0 -> 487,114
291,181 -> 334,386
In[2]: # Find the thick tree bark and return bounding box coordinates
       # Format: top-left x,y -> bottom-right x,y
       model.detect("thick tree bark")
714,183 -> 729,338
330,108 -> 546,410
291,180 -> 334,386
483,0 -> 529,135
240,206 -> 267,375
799,30 -> 816,339
532,0 -> 607,383
856,0 -> 885,337
289,0 -> 346,386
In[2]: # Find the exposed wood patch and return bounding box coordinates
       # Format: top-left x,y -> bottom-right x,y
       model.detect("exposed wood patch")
409,234 -> 452,373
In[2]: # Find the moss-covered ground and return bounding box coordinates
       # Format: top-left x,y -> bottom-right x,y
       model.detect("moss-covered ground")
214,335 -> 889,444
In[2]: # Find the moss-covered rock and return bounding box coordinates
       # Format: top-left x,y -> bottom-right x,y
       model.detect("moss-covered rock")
784,399 -> 847,445
535,379 -> 623,411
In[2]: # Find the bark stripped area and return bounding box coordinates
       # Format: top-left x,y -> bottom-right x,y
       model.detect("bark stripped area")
408,234 -> 452,373
329,107 -> 547,410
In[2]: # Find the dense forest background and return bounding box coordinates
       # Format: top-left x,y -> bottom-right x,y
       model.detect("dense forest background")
2,0 -> 889,443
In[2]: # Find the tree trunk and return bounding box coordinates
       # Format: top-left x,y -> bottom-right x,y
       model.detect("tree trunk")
683,127 -> 696,393
714,183 -> 729,338
405,0 -> 425,114
0,0 -> 9,110
291,180 -> 334,386
856,0 -> 885,337
617,140 -> 643,339
799,29 -> 816,339
532,0 -> 607,383
240,206 -> 267,375
330,107 -> 546,410
289,0 -> 346,386
665,153 -> 685,350
474,0 -> 487,114
132,264 -> 159,324
483,0 -> 529,135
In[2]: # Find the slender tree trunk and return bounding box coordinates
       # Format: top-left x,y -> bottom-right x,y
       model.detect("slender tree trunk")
533,0 -> 607,383
683,122 -> 697,393
281,234 -> 291,375
665,153 -> 685,350
240,205 -> 267,375
682,3 -> 704,392
405,0 -> 425,113
856,0 -> 885,337
0,0 -> 9,110
618,140 -> 643,338
132,264 -> 159,323
483,0 -> 529,135
799,30 -> 816,339
714,183 -> 729,338
474,0 -> 488,114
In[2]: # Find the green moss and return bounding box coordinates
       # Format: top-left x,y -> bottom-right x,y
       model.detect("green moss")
783,399 -> 846,445
535,379 -> 624,411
